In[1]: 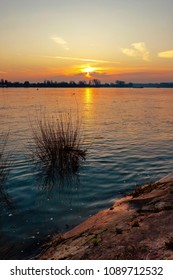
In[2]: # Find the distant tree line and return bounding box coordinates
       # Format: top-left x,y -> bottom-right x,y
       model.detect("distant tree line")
0,78 -> 133,88
1,78 -> 173,88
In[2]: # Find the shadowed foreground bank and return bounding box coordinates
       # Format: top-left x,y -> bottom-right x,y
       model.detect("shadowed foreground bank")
38,174 -> 173,260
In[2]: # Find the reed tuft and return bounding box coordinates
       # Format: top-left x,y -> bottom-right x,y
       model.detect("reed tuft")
0,132 -> 10,188
30,111 -> 86,177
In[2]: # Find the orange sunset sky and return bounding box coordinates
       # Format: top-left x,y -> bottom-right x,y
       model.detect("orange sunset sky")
0,0 -> 173,83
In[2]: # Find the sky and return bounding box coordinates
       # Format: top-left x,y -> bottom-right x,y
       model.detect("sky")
0,0 -> 173,83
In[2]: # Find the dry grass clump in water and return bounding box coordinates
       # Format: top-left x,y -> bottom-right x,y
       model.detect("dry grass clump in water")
0,132 -> 10,188
30,111 -> 86,176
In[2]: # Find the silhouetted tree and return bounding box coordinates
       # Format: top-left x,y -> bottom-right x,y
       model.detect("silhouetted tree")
78,80 -> 87,87
115,80 -> 125,87
24,81 -> 30,87
0,79 -> 4,85
89,79 -> 101,86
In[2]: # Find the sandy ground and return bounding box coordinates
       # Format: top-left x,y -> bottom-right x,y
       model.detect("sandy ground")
38,174 -> 173,260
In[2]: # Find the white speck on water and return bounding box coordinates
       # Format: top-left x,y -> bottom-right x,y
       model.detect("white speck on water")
31,236 -> 36,239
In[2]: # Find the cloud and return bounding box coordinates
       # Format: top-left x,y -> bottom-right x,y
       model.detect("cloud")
158,50 -> 173,58
55,56 -> 119,64
122,42 -> 150,61
51,36 -> 69,50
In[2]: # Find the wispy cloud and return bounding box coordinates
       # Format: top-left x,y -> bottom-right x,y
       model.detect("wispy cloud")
158,50 -> 173,58
122,42 -> 150,61
0,71 -> 7,74
54,56 -> 119,64
51,36 -> 69,50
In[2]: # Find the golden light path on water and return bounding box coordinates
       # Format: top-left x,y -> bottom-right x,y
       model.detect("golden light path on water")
1,88 -> 173,259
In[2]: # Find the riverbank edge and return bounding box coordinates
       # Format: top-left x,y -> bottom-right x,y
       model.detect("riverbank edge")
38,173 -> 173,260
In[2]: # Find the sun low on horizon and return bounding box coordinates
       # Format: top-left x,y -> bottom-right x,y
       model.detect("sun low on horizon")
0,0 -> 173,83
82,67 -> 98,78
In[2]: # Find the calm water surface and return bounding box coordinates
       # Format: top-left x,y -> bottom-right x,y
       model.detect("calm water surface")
1,87 -> 173,259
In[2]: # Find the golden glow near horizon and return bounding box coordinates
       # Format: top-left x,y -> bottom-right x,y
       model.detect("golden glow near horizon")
81,66 -> 102,78
1,0 -> 173,83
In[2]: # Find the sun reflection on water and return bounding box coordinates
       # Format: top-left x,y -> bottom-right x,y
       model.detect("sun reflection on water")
82,88 -> 94,125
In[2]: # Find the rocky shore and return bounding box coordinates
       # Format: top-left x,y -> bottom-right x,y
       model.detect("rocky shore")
38,173 -> 173,260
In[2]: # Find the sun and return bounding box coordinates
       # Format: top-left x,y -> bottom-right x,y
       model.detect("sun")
82,66 -> 98,78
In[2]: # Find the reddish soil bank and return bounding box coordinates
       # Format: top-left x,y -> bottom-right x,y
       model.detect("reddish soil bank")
38,174 -> 173,260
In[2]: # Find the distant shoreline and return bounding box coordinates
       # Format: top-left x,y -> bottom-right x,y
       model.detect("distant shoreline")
1,80 -> 173,89
1,84 -> 173,89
